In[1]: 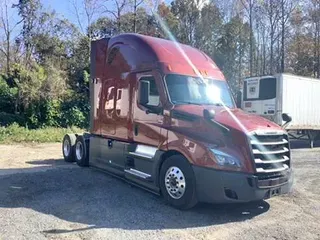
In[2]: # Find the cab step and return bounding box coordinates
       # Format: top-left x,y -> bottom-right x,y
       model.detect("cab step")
124,168 -> 152,181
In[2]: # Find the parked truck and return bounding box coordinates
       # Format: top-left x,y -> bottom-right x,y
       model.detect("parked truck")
62,34 -> 293,209
240,73 -> 320,148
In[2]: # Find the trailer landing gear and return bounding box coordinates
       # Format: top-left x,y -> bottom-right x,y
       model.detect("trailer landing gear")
289,130 -> 320,148
307,130 -> 319,149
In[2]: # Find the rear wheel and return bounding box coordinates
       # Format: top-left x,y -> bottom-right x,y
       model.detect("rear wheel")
62,134 -> 76,162
75,135 -> 89,167
159,155 -> 198,210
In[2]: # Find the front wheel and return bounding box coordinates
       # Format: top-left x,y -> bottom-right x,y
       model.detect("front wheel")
159,155 -> 198,210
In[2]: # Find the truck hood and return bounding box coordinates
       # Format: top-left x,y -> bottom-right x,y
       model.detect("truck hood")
172,105 -> 283,133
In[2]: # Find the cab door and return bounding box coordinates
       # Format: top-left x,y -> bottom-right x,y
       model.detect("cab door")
132,72 -> 165,147
125,71 -> 166,180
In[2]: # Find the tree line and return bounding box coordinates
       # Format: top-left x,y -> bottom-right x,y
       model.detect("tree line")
0,0 -> 319,128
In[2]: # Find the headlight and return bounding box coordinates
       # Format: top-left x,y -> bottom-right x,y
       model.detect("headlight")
209,149 -> 241,168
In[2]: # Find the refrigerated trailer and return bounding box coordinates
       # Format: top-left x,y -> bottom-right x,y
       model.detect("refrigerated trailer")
62,34 -> 293,209
241,73 -> 320,148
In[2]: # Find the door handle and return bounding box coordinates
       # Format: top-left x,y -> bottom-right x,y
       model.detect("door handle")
134,124 -> 139,136
108,139 -> 113,148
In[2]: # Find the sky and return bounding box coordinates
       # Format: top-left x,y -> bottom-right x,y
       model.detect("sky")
40,0 -> 176,32
0,0 -> 188,39
1,0 -> 77,31
41,0 -> 160,30
1,0 -> 165,39
42,0 -> 80,25
42,0 -> 207,22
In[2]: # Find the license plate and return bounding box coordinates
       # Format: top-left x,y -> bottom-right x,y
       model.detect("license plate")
269,187 -> 281,198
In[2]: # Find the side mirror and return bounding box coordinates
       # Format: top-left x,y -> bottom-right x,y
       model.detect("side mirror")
282,113 -> 292,123
203,108 -> 230,134
138,80 -> 149,106
203,109 -> 215,120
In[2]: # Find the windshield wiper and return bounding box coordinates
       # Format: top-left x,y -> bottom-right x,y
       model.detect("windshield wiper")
200,102 -> 224,106
212,103 -> 223,106
173,101 -> 202,105
173,101 -> 225,107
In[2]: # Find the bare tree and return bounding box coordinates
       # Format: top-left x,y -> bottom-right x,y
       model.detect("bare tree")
102,0 -> 129,33
309,0 -> 320,78
263,0 -> 281,74
279,0 -> 296,73
212,0 -> 237,22
133,0 -> 144,32
71,0 -> 102,39
0,0 -> 21,75
240,0 -> 255,76
254,5 -> 264,75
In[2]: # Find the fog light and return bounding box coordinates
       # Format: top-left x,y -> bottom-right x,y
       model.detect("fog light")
224,188 -> 238,200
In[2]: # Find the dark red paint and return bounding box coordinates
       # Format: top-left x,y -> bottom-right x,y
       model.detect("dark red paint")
90,33 -> 284,174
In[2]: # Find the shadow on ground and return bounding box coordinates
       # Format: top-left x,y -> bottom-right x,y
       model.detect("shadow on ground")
0,159 -> 270,234
26,159 -> 71,166
0,159 -> 73,176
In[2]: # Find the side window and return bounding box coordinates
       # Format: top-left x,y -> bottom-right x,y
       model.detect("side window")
140,76 -> 160,107
107,47 -> 119,65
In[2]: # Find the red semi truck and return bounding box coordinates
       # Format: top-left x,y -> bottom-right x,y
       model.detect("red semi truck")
62,33 -> 293,209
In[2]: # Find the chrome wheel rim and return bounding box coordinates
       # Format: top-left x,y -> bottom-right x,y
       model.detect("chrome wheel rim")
165,166 -> 186,199
76,141 -> 83,160
63,139 -> 70,157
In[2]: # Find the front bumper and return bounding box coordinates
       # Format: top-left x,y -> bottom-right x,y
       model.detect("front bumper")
192,166 -> 293,203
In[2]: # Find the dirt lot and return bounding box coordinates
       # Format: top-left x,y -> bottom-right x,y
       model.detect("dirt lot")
0,143 -> 319,240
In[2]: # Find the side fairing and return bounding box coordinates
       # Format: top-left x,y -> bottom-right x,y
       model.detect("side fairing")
90,38 -> 109,134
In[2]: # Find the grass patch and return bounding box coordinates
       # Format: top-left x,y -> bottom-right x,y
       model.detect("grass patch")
0,123 -> 83,144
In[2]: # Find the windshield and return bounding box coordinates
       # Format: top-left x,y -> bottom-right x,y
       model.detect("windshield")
165,74 -> 235,108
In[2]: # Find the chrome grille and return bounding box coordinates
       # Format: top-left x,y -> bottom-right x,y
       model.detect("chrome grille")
249,131 -> 291,180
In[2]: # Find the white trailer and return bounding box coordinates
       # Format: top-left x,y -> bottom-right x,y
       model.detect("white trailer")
240,73 -> 320,148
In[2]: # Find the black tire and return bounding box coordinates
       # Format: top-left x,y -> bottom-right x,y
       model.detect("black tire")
159,155 -> 198,210
62,134 -> 76,162
75,135 -> 89,167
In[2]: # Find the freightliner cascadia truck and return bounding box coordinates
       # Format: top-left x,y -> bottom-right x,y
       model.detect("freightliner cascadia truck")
62,33 -> 293,209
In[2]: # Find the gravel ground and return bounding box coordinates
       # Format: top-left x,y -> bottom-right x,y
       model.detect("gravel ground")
0,143 -> 319,240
